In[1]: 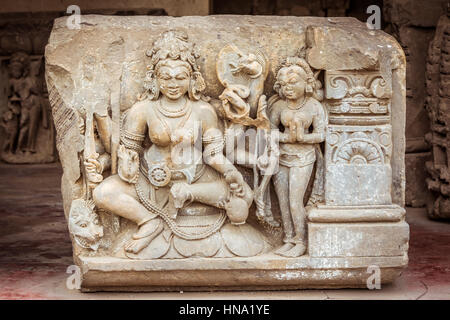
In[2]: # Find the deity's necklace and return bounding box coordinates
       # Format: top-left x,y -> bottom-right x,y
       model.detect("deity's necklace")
287,96 -> 308,110
155,99 -> 192,141
157,97 -> 190,118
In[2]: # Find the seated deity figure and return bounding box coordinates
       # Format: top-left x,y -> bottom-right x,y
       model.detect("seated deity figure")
268,56 -> 327,257
93,31 -> 265,259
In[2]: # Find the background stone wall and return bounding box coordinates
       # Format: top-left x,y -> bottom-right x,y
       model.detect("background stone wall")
383,0 -> 448,209
0,0 -> 447,208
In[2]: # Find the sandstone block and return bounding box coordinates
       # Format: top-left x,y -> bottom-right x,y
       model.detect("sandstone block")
46,15 -> 407,291
308,221 -> 409,257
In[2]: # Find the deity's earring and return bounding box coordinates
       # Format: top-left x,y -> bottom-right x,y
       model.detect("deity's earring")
144,70 -> 159,100
189,71 -> 205,100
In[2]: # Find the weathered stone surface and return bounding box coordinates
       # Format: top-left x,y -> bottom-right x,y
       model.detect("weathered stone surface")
0,53 -> 57,164
308,222 -> 409,257
399,27 -> 434,142
308,205 -> 405,222
384,0 -> 447,27
425,13 -> 450,219
405,152 -> 431,207
324,123 -> 393,206
78,255 -> 407,291
45,15 -> 407,291
383,2 -> 444,208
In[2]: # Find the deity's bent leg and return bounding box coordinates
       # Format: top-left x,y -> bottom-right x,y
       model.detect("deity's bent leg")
93,175 -> 155,225
93,175 -> 162,253
282,164 -> 314,257
272,165 -> 295,255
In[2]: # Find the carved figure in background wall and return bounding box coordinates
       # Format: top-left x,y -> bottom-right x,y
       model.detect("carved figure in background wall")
267,56 -> 327,257
1,102 -> 20,153
92,31 -> 265,259
7,52 -> 45,154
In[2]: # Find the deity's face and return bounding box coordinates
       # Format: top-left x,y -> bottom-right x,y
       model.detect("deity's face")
277,65 -> 307,101
156,59 -> 191,101
10,63 -> 23,79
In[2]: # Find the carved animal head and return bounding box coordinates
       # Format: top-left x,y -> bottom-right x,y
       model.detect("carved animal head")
230,53 -> 263,79
68,199 -> 103,251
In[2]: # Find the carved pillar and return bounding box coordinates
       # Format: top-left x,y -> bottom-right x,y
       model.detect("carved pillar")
324,71 -> 393,205
308,71 -> 408,258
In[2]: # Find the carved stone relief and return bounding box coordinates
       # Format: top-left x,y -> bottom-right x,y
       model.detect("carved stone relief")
323,71 -> 394,206
0,52 -> 56,163
425,12 -> 450,219
45,15 -> 408,291
325,125 -> 393,206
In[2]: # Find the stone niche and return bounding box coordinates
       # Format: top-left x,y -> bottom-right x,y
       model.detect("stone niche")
45,15 -> 408,291
0,54 -> 57,163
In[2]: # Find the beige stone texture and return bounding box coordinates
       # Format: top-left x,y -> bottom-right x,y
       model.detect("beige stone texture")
308,222 -> 409,257
308,205 -> 405,223
78,255 -> 406,291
